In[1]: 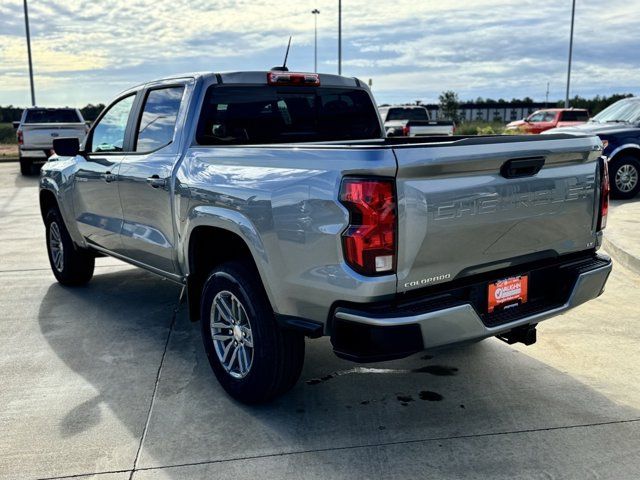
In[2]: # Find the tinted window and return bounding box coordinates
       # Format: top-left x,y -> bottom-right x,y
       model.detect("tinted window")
197,86 -> 380,145
561,110 -> 589,121
135,87 -> 184,152
386,107 -> 429,121
91,95 -> 135,153
25,109 -> 81,123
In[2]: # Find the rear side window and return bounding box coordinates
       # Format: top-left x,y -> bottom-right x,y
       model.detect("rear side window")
386,108 -> 429,121
25,109 -> 80,123
135,86 -> 184,152
561,110 -> 589,121
196,86 -> 380,145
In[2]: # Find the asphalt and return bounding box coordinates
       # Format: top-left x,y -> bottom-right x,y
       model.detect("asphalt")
1,162 -> 639,480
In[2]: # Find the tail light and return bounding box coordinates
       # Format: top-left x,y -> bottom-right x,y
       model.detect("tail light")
339,178 -> 397,275
267,72 -> 320,86
17,129 -> 23,145
402,124 -> 410,136
597,156 -> 609,231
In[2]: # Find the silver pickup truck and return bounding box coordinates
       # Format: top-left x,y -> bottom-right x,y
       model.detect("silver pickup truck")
40,70 -> 612,404
15,107 -> 88,175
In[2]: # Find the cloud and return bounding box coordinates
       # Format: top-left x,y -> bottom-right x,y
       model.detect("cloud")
0,0 -> 637,107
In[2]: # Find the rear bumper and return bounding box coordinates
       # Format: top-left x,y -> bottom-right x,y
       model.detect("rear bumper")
330,253 -> 612,362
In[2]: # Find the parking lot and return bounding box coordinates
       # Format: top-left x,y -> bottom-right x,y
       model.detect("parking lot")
1,161 -> 639,479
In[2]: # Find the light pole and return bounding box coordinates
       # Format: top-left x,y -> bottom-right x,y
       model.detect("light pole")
565,0 -> 576,108
338,0 -> 342,75
23,0 -> 36,106
312,9 -> 320,73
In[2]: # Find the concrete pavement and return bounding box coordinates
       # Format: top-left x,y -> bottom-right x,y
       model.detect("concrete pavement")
605,198 -> 640,275
1,162 -> 639,479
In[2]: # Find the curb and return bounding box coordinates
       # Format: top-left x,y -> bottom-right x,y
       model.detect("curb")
0,157 -> 18,163
603,234 -> 640,277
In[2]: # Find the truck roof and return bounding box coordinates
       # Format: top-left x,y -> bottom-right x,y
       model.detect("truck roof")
122,71 -> 365,95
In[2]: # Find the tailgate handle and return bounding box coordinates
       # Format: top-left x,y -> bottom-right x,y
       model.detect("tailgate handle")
500,157 -> 545,179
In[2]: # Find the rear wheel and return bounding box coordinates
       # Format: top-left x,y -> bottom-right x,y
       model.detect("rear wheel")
610,156 -> 640,199
19,154 -> 33,176
45,208 -> 95,285
200,260 -> 305,404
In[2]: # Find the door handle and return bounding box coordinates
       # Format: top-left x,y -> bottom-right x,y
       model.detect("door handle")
500,157 -> 545,179
103,171 -> 116,183
146,175 -> 167,189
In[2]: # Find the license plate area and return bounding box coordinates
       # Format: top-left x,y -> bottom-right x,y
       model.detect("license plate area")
488,275 -> 528,313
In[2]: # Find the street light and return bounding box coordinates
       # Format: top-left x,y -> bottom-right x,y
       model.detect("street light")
311,9 -> 320,73
338,0 -> 342,75
565,0 -> 576,108
23,0 -> 36,106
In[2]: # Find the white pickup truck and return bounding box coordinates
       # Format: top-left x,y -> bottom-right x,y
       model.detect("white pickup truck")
379,105 -> 455,136
14,107 -> 88,175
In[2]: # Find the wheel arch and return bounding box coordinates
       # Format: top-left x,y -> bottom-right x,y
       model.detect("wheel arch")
608,144 -> 640,162
184,215 -> 274,323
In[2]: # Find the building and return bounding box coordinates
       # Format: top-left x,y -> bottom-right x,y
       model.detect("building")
422,102 -> 550,123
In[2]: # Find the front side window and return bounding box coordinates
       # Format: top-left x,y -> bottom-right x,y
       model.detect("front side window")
196,86 -> 381,145
135,86 -> 184,152
527,112 -> 545,122
91,95 -> 135,153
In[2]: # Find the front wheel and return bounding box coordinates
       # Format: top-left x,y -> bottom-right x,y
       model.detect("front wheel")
610,156 -> 640,199
201,260 -> 305,404
45,208 -> 95,285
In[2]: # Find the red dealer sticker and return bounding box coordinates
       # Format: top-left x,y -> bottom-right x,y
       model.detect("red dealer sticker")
487,275 -> 528,313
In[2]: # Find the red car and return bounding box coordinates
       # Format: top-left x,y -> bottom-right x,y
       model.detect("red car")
506,108 -> 589,134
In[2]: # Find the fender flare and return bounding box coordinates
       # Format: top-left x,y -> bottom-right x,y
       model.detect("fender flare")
608,143 -> 640,161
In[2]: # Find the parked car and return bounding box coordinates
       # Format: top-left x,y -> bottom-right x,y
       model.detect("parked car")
14,107 -> 88,175
545,97 -> 640,199
379,105 -> 455,136
505,108 -> 589,134
40,70 -> 611,404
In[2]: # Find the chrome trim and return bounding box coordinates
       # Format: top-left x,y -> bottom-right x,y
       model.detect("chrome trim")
334,260 -> 612,350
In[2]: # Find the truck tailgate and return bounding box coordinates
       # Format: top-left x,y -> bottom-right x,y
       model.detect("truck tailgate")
22,124 -> 87,149
393,135 -> 602,293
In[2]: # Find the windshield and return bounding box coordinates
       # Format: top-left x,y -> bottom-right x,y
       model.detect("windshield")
197,86 -> 381,145
386,107 -> 429,121
25,109 -> 81,123
592,99 -> 640,123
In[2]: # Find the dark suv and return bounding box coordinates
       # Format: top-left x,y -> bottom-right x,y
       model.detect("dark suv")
546,97 -> 640,199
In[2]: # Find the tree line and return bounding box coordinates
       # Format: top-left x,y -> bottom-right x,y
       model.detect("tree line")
437,92 -> 634,122
0,104 -> 105,123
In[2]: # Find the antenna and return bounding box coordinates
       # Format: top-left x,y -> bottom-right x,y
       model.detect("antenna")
271,36 -> 292,72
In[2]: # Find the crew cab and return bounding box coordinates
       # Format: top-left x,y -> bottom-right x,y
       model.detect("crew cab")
14,107 -> 88,175
506,108 -> 589,134
379,105 -> 455,136
40,70 -> 612,404
545,97 -> 640,199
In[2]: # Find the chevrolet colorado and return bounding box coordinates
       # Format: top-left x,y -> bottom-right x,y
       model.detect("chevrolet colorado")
40,71 -> 612,403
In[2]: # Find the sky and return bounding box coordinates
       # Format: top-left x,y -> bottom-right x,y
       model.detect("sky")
0,0 -> 638,108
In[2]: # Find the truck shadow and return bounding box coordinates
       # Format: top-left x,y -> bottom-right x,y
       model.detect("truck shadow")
37,267 -> 640,478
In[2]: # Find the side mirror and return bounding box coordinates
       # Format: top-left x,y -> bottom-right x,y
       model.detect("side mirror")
12,121 -> 20,130
53,137 -> 80,157
523,118 -> 530,123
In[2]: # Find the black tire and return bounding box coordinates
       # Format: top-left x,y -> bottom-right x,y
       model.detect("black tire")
609,156 -> 640,199
45,208 -> 95,286
200,260 -> 305,404
19,156 -> 33,176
